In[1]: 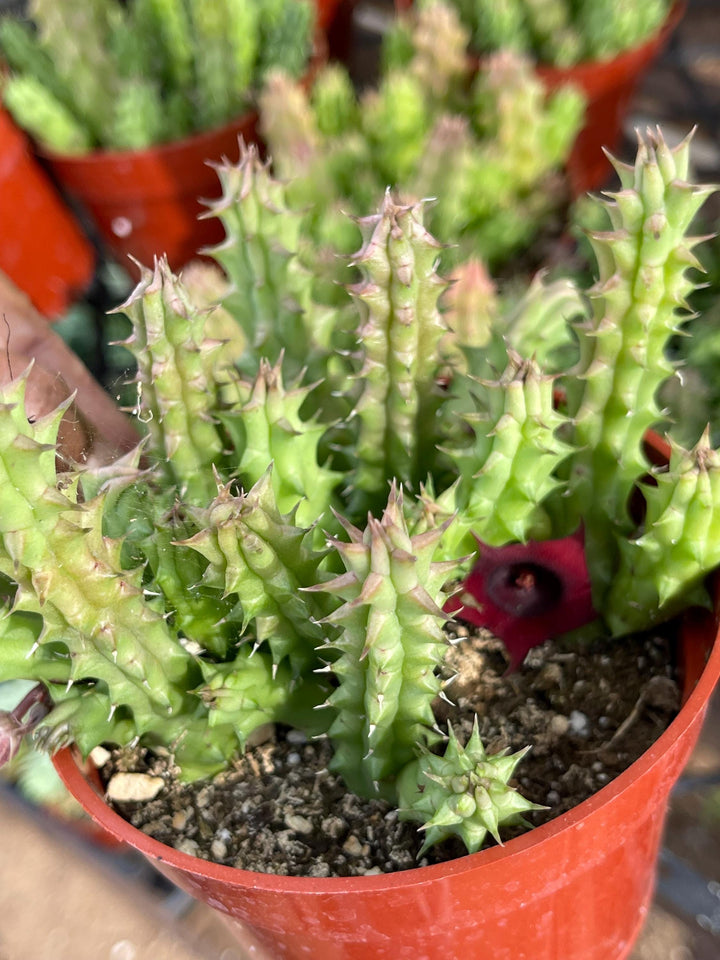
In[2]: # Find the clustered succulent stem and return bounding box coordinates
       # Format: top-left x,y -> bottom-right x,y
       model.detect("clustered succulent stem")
1,129 -> 718,860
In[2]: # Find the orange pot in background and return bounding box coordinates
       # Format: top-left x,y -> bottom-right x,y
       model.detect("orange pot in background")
0,108 -> 94,318
538,2 -> 686,195
42,111 -> 258,276
315,0 -> 344,30
394,0 -> 685,197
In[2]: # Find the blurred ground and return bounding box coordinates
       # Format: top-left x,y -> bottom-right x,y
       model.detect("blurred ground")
2,1 -> 720,958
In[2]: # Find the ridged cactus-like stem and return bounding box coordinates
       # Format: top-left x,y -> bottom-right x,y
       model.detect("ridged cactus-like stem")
109,78 -> 166,150
361,72 -> 429,186
186,0 -> 234,129
205,144 -> 336,380
220,360 -> 342,528
434,354 -> 573,560
575,0 -> 669,60
181,471 -> 331,675
1,75 -> 92,154
137,0 -> 195,92
607,436 -> 720,634
116,258 -> 230,505
0,377 -> 193,745
29,0 -> 115,139
256,0 -> 314,81
197,645 -> 294,741
567,129 -> 715,601
311,486 -> 455,799
140,516 -> 238,659
349,195 -> 449,512
408,1 -> 469,100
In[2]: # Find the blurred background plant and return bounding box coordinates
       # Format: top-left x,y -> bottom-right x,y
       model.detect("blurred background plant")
0,0 -> 315,153
403,0 -> 673,67
260,0 -> 585,289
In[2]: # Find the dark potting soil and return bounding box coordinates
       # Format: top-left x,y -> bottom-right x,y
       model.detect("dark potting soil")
99,626 -> 680,877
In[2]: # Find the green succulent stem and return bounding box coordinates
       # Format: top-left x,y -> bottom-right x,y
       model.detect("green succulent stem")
348,195 -> 449,513
311,486 -> 456,799
566,129 -> 715,612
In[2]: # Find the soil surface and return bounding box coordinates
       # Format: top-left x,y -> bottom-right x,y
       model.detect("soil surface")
101,626 -> 680,878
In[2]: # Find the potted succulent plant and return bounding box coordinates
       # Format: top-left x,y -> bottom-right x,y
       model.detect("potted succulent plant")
0,0 -> 317,270
260,0 -> 585,279
2,129 -> 720,960
393,0 -> 685,193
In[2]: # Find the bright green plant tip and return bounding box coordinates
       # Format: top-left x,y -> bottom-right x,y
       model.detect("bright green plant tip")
397,720 -> 543,855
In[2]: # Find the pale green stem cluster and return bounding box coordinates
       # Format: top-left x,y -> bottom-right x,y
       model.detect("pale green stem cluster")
444,0 -> 670,65
0,0 -> 314,152
566,130 -> 716,616
259,1 -> 584,271
2,131 -> 719,859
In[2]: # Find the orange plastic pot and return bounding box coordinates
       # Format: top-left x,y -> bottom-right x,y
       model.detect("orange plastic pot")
315,0 -> 343,30
537,1 -> 685,194
41,111 -> 258,275
0,108 -> 94,317
54,592 -> 720,959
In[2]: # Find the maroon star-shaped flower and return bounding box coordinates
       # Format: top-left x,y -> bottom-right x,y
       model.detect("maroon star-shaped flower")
445,528 -> 597,670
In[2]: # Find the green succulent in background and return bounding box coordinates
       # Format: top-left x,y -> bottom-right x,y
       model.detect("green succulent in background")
260,1 -> 585,276
432,0 -> 672,67
0,0 -> 314,153
0,129 -> 718,858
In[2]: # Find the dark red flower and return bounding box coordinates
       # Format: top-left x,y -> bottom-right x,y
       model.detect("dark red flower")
445,528 -> 596,670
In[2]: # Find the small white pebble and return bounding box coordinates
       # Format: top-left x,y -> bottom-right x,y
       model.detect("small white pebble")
568,710 -> 590,737
286,729 -> 308,745
287,752 -> 302,766
176,839 -> 200,857
106,773 -> 164,803
89,745 -> 111,767
286,814 -> 314,835
549,714 -> 570,737
171,810 -> 189,831
342,835 -> 364,856
546,789 -> 560,804
211,838 -> 228,860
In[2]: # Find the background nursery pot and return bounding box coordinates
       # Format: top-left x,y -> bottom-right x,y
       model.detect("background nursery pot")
0,108 -> 94,316
0,0 -> 319,274
41,112 -> 257,274
537,0 -> 686,194
54,602 -> 720,960
393,0 -> 685,196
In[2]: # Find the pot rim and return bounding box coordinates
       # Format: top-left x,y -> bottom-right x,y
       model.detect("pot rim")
39,109 -> 259,168
54,594 -> 720,895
